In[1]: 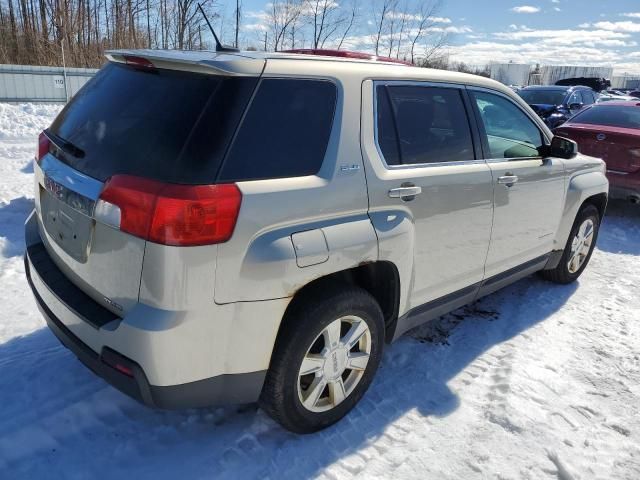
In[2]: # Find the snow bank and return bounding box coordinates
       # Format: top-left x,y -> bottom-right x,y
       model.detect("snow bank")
0,103 -> 62,141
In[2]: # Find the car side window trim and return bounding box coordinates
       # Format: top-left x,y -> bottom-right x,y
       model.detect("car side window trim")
466,85 -> 550,163
372,80 -> 483,170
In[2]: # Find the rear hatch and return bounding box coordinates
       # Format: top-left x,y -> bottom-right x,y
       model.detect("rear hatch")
34,56 -> 260,317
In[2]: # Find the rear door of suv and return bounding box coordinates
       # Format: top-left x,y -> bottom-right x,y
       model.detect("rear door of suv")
361,80 -> 494,324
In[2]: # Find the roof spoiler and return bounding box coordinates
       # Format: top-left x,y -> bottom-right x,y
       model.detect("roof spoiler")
104,50 -> 265,77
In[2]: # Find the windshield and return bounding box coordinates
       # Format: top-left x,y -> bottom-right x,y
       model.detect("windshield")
518,89 -> 567,106
49,62 -> 257,184
570,105 -> 640,129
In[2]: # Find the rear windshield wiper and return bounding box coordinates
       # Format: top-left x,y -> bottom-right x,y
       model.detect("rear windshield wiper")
45,130 -> 86,159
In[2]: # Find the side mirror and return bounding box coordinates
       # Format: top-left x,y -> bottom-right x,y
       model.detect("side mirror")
569,102 -> 583,111
539,136 -> 578,159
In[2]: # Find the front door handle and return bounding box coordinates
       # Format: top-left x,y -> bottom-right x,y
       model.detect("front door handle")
388,185 -> 422,201
497,174 -> 519,187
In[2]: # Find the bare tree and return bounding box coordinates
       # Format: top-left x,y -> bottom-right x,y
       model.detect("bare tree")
368,0 -> 449,64
234,0 -> 240,47
267,0 -> 301,51
371,0 -> 396,56
303,0 -> 346,49
336,0 -> 357,50
408,0 -> 443,64
0,0 -> 450,68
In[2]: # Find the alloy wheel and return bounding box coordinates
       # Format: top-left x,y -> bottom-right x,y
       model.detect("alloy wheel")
297,315 -> 372,413
568,218 -> 595,274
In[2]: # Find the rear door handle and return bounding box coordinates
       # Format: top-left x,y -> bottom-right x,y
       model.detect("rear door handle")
497,174 -> 519,187
388,186 -> 422,200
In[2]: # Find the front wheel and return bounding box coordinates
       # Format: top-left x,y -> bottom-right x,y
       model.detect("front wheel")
541,204 -> 601,284
260,287 -> 385,433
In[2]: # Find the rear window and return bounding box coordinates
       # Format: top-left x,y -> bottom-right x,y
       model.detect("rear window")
218,78 -> 337,181
48,62 -> 257,184
376,85 -> 475,165
570,105 -> 640,129
518,89 -> 567,105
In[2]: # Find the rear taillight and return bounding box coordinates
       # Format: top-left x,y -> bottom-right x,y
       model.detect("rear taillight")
36,131 -> 50,164
97,175 -> 242,246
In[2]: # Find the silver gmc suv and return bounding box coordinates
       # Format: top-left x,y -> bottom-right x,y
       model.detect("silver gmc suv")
24,49 -> 609,433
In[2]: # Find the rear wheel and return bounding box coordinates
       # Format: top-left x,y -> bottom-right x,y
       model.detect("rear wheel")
541,204 -> 600,284
260,287 -> 384,433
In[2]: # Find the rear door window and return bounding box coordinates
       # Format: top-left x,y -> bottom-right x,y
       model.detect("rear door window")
568,90 -> 584,106
376,87 -> 401,165
218,79 -> 337,181
582,90 -> 596,105
376,85 -> 475,165
48,62 -> 257,184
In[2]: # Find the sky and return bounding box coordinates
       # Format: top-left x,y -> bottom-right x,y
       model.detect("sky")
228,0 -> 640,75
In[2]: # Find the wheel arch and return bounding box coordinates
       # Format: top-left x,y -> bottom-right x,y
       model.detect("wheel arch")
554,172 -> 608,252
580,192 -> 608,220
275,261 -> 402,350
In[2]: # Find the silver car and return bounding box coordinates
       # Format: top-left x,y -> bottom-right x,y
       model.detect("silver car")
24,49 -> 609,433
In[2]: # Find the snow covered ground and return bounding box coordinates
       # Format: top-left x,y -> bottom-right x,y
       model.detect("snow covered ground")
0,102 -> 639,479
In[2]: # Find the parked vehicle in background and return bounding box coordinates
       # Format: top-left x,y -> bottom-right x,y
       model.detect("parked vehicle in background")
629,91 -> 640,99
555,77 -> 611,92
24,48 -> 609,434
598,92 -> 638,103
518,85 -> 597,128
555,101 -> 640,204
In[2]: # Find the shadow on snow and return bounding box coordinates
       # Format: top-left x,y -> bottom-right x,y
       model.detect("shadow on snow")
597,199 -> 640,256
0,196 -> 34,258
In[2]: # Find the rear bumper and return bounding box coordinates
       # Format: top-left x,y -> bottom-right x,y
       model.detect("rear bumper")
24,212 -> 272,409
25,251 -> 266,408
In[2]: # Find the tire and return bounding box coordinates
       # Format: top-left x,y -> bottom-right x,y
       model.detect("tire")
260,286 -> 385,434
540,204 -> 600,284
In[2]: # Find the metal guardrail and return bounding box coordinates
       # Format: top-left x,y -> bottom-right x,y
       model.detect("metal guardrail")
0,64 -> 98,103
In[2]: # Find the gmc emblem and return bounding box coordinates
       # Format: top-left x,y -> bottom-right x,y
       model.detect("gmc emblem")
44,176 -> 64,199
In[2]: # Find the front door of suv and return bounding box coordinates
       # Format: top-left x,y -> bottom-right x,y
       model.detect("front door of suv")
468,88 -> 566,278
361,81 -> 494,319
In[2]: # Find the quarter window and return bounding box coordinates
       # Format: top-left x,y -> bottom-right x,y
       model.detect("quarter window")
471,91 -> 544,159
219,79 -> 337,181
376,85 -> 475,165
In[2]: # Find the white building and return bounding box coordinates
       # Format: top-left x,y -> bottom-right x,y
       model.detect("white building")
538,66 -> 614,85
490,64 -> 616,88
489,63 -> 530,86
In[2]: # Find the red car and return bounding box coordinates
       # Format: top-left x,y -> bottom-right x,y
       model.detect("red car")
554,101 -> 640,203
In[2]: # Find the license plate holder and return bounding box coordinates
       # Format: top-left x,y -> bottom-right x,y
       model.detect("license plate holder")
40,183 -> 95,263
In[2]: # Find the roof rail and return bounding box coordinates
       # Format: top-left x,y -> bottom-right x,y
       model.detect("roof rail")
282,49 -> 413,66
